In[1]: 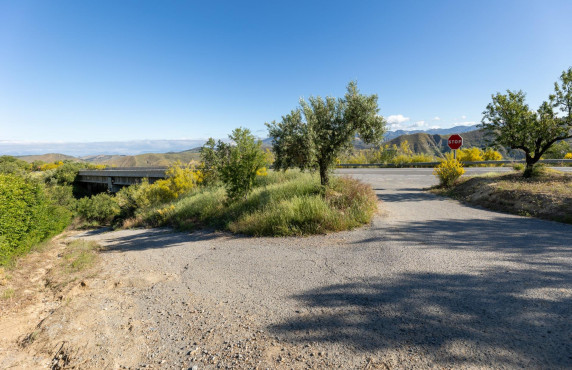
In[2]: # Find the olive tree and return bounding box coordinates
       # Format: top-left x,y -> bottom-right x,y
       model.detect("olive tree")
481,67 -> 572,177
266,81 -> 386,186
200,128 -> 266,200
266,109 -> 313,172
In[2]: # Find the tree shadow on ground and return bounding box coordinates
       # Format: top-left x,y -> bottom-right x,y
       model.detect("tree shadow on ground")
74,227 -> 112,237
375,188 -> 447,203
361,216 -> 572,260
89,228 -> 235,253
269,268 -> 572,368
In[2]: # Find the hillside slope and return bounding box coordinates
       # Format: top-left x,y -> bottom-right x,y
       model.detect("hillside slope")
18,151 -> 201,167
385,129 -> 526,158
18,153 -> 83,163
383,124 -> 480,141
82,152 -> 201,167
385,130 -> 488,156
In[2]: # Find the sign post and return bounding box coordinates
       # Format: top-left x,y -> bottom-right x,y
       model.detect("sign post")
448,134 -> 463,159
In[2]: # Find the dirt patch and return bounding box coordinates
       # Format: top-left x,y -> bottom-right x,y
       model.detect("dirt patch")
432,171 -> 572,223
0,231 -> 356,369
0,233 -> 134,369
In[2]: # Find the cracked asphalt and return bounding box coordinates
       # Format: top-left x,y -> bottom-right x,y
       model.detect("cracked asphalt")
77,168 -> 572,369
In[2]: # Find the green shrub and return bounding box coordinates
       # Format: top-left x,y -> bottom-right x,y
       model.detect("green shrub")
372,144 -> 398,163
0,174 -> 71,265
45,184 -> 77,211
513,163 -> 525,171
0,156 -> 30,175
203,128 -> 267,201
543,140 -> 571,159
45,161 -> 87,185
132,171 -> 377,236
528,164 -> 549,177
433,158 -> 465,187
199,138 -> 221,186
76,193 -> 120,224
114,180 -> 153,220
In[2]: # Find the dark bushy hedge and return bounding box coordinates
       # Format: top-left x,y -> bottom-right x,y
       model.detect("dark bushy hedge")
0,174 -> 71,265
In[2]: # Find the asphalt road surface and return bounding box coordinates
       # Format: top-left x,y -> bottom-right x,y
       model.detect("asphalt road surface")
75,167 -> 571,368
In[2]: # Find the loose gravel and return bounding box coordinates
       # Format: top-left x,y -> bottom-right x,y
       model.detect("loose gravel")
13,168 -> 572,368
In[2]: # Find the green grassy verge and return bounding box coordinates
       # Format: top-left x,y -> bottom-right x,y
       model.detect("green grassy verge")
126,170 -> 378,236
432,169 -> 572,224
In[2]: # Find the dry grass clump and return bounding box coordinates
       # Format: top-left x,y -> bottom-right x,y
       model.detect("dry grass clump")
434,170 -> 572,223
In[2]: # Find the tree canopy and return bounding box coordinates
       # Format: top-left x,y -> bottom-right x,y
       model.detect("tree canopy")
200,128 -> 267,200
266,81 -> 386,185
481,67 -> 572,176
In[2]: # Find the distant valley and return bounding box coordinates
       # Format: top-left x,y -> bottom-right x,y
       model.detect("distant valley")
13,125 -> 500,167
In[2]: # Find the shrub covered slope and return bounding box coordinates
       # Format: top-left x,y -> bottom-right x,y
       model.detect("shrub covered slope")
0,174 -> 71,265
127,171 -> 378,236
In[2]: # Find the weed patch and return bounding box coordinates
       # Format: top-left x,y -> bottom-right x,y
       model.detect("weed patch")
1,287 -> 15,300
62,240 -> 103,273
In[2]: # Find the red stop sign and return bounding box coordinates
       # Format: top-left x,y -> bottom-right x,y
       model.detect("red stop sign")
448,134 -> 463,150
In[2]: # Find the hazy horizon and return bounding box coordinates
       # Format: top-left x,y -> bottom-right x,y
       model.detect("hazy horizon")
0,139 -> 207,157
1,124 -> 480,157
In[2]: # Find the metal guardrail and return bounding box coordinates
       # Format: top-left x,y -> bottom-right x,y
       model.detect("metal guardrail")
336,159 -> 572,168
95,167 -> 169,171
77,159 -> 572,173
78,168 -> 167,177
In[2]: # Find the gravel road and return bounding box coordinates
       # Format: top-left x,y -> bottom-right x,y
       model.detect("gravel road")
70,168 -> 571,369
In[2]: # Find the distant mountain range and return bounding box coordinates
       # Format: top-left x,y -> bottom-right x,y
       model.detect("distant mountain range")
384,129 -> 497,157
13,125 -> 541,167
383,124 -> 480,141
4,125 -> 480,158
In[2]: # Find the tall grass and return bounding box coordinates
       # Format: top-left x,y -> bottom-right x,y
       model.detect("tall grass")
129,170 -> 378,236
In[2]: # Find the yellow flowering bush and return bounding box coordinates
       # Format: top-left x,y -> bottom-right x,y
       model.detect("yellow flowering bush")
148,162 -> 202,204
433,157 -> 465,187
458,147 -> 484,162
39,161 -> 64,171
256,167 -> 268,176
155,204 -> 176,223
482,148 -> 503,161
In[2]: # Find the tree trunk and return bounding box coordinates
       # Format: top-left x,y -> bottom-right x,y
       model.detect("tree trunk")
319,163 -> 329,186
523,154 -> 537,178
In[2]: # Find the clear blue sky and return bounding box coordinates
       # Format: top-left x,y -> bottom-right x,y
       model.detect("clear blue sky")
1,0 -> 571,143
